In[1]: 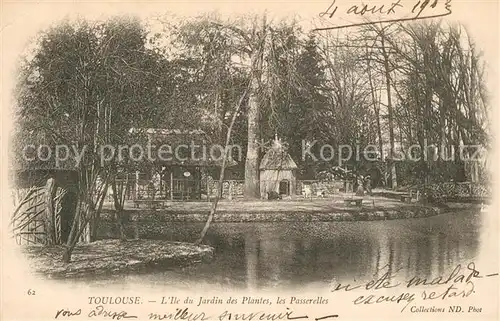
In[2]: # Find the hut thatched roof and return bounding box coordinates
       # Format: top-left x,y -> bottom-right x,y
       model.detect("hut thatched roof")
259,138 -> 298,170
129,128 -> 238,167
10,127 -> 238,175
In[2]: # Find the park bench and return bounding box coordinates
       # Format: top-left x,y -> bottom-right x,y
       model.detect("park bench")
133,199 -> 167,209
400,194 -> 412,203
400,189 -> 420,203
344,197 -> 363,206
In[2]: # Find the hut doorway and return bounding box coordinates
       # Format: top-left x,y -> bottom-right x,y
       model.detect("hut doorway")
279,180 -> 290,196
259,136 -> 298,199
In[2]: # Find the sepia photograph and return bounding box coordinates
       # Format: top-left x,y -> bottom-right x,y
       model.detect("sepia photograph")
1,0 -> 498,320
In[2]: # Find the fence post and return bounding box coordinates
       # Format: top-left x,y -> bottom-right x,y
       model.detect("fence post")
44,178 -> 57,245
207,179 -> 210,202
170,172 -> 174,200
228,180 -> 233,200
135,171 -> 140,200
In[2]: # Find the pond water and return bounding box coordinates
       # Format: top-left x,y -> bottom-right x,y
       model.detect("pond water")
70,209 -> 487,291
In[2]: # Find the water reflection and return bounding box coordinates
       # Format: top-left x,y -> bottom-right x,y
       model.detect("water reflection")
150,209 -> 481,290
67,209 -> 482,290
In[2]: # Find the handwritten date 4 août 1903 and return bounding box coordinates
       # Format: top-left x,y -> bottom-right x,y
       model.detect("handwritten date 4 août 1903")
316,0 -> 452,30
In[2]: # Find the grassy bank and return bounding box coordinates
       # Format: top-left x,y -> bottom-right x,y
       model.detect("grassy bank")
97,198 -> 461,239
23,239 -> 214,279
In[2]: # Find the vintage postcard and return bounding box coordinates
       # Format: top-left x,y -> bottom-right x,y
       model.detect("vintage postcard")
1,0 -> 498,320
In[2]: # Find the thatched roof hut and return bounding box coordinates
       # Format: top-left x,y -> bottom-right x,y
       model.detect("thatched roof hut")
129,128 -> 238,168
259,137 -> 298,199
259,142 -> 298,171
128,128 -> 238,200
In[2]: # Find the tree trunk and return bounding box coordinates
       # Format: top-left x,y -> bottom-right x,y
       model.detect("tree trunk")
80,204 -> 92,243
62,171 -> 109,263
62,196 -> 83,263
244,54 -> 261,199
111,177 -> 126,241
92,181 -> 108,241
63,209 -> 85,263
367,55 -> 384,161
44,178 -> 57,245
381,36 -> 397,189
197,85 -> 250,244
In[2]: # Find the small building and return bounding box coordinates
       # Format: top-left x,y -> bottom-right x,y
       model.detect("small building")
128,128 -> 237,201
259,136 -> 298,198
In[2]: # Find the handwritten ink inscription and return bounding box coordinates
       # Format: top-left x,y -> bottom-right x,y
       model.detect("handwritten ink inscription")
54,307 -> 338,321
330,262 -> 497,312
315,0 -> 452,30
55,306 -> 137,320
51,263 -> 497,320
55,308 -> 82,319
149,308 -> 338,321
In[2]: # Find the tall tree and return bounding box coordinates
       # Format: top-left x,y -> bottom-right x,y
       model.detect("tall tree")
170,14 -> 306,198
14,17 -> 167,261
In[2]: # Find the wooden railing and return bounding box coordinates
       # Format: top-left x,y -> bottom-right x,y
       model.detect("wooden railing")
206,179 -> 350,198
422,182 -> 490,200
120,178 -> 201,201
117,177 -> 366,201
